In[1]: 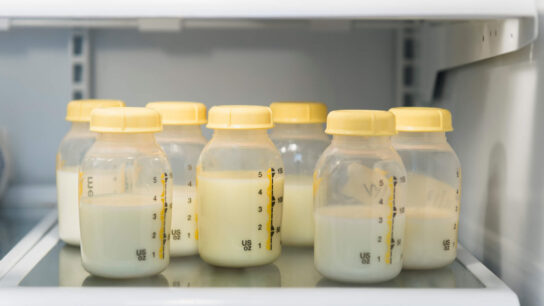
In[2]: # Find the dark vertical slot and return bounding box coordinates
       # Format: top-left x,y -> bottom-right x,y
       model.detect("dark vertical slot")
73,36 -> 83,56
73,91 -> 83,100
73,64 -> 83,83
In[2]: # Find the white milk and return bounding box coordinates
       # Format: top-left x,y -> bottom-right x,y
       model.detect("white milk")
197,171 -> 284,267
170,185 -> 198,256
403,208 -> 458,269
56,168 -> 81,246
314,205 -> 405,283
403,173 -> 459,269
79,194 -> 171,278
281,175 -> 314,246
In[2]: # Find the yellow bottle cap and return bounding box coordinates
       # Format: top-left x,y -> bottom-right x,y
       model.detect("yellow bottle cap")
270,102 -> 327,124
146,101 -> 207,125
325,110 -> 396,136
207,105 -> 273,130
389,107 -> 453,132
90,107 -> 162,133
65,99 -> 125,122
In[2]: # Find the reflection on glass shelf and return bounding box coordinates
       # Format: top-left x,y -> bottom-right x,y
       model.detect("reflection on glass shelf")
164,256 -> 281,287
0,208 -> 52,259
20,242 -> 483,288
82,275 -> 169,287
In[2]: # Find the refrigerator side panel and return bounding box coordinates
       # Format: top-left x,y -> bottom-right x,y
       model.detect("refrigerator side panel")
437,19 -> 544,306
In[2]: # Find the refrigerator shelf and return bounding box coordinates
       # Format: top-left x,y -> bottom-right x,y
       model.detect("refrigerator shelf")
0,208 -> 519,306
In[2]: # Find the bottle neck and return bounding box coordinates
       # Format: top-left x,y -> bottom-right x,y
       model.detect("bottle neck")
392,131 -> 448,145
157,125 -> 205,140
332,135 -> 392,149
212,129 -> 270,143
96,133 -> 157,145
270,123 -> 327,139
69,122 -> 94,137
271,123 -> 325,134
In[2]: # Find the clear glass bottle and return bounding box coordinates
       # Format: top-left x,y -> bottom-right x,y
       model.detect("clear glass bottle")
390,107 -> 461,269
56,99 -> 124,246
269,102 -> 329,246
197,105 -> 284,268
80,107 -> 172,278
314,110 -> 407,283
146,101 -> 207,257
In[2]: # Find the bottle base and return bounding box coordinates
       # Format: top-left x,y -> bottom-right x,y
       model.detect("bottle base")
82,261 -> 168,279
200,253 -> 279,268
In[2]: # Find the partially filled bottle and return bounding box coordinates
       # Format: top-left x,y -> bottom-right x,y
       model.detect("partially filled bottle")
197,105 -> 284,267
146,101 -> 207,257
79,107 -> 172,278
314,110 -> 407,283
389,107 -> 461,269
56,99 -> 124,246
269,102 -> 329,246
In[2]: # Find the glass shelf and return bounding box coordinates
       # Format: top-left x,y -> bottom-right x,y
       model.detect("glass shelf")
20,241 -> 482,289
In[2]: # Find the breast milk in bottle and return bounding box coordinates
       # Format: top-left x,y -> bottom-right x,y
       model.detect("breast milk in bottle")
79,107 -> 172,278
197,105 -> 284,268
389,107 -> 461,269
146,102 -> 207,257
269,102 -> 329,246
56,99 -> 124,246
314,110 -> 407,283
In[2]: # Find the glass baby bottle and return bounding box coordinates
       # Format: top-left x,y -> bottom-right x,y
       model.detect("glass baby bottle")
269,102 -> 329,246
79,107 -> 173,278
56,99 -> 124,246
389,107 -> 461,269
197,105 -> 284,268
146,101 -> 207,257
314,110 -> 407,283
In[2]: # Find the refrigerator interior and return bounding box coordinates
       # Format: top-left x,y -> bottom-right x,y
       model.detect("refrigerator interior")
0,1 -> 542,305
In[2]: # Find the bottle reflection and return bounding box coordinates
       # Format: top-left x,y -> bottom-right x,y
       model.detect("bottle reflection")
394,266 -> 456,288
161,255 -> 203,287
197,263 -> 281,287
275,247 -> 322,287
316,276 -> 399,288
59,244 -> 89,286
82,274 -> 169,287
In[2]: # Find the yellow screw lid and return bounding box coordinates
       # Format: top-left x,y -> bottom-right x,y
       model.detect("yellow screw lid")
207,105 -> 273,130
325,110 -> 396,136
65,99 -> 125,122
90,107 -> 162,133
146,101 -> 207,125
389,107 -> 453,132
270,102 -> 327,124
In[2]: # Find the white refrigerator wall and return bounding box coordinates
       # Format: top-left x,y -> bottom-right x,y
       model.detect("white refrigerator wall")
437,17 -> 544,306
0,27 -> 396,186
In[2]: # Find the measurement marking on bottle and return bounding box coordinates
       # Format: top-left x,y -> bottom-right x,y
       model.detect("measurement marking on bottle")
266,168 -> 276,251
158,172 -> 169,259
195,166 -> 200,241
454,168 -> 462,249
385,176 -> 398,264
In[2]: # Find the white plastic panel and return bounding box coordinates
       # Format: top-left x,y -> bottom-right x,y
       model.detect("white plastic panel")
0,0 -> 536,19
